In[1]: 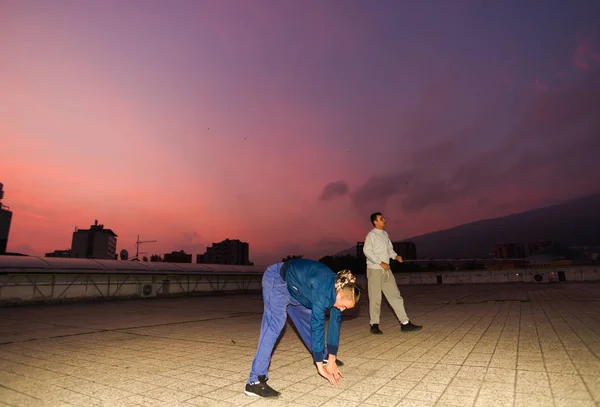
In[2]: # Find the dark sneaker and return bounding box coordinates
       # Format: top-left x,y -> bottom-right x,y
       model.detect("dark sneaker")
370,324 -> 384,334
244,375 -> 280,398
401,321 -> 422,332
323,358 -> 344,366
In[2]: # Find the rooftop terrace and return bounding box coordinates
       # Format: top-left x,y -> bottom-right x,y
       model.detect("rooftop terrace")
0,283 -> 599,406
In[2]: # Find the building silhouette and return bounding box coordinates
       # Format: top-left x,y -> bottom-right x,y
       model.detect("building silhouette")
0,183 -> 13,254
45,249 -> 72,258
197,238 -> 252,265
71,220 -> 118,259
493,243 -> 525,259
356,240 -> 417,260
164,250 -> 192,263
492,241 -> 558,259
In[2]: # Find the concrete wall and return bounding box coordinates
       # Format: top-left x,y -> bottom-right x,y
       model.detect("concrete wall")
401,266 -> 600,285
0,273 -> 263,304
1,265 -> 599,305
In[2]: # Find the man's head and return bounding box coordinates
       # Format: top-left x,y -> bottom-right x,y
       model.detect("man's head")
370,212 -> 386,229
333,269 -> 361,311
334,284 -> 360,311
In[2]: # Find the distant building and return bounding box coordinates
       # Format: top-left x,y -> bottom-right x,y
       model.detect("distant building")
71,220 -> 118,259
493,241 -> 559,259
45,249 -> 72,258
392,241 -> 417,260
526,241 -> 558,256
0,183 -> 13,254
198,238 -> 252,265
570,246 -> 600,261
356,240 -> 417,260
164,250 -> 192,263
493,243 -> 525,259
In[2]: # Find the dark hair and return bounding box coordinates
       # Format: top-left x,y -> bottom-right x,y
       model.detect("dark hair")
370,212 -> 382,226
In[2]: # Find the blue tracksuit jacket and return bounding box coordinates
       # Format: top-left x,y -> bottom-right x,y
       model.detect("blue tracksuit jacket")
281,258 -> 341,362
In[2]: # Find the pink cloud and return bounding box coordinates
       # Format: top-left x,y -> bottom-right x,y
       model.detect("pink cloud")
573,41 -> 600,69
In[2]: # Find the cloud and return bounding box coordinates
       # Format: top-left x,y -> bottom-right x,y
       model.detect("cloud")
400,178 -> 459,213
574,42 -> 600,70
515,73 -> 600,142
321,69 -> 600,222
10,243 -> 37,255
167,231 -> 207,257
183,232 -> 199,243
319,180 -> 350,201
477,197 -> 491,208
349,173 -> 408,213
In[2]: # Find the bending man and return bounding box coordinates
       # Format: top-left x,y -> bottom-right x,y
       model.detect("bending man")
245,258 -> 360,398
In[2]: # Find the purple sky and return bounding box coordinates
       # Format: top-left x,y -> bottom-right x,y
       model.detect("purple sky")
1,1 -> 600,265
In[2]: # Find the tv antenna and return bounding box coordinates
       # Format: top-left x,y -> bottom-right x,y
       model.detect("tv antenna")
133,235 -> 157,260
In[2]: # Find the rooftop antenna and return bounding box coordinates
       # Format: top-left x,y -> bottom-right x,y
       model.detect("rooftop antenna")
133,234 -> 157,260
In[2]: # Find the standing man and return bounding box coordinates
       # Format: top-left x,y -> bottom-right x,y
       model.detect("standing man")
363,212 -> 422,334
245,258 -> 361,398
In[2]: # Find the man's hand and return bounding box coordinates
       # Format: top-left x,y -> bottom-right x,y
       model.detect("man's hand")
316,362 -> 338,385
396,255 -> 403,263
380,261 -> 391,270
325,360 -> 343,383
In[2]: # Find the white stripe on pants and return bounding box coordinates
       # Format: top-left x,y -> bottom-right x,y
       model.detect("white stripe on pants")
367,268 -> 409,325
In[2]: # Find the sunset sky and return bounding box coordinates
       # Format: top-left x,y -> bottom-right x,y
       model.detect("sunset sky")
1,1 -> 600,265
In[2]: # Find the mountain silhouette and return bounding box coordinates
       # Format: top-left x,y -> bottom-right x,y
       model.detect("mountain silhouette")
335,192 -> 600,259
407,192 -> 600,258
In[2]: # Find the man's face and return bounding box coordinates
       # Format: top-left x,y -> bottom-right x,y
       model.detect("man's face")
374,214 -> 386,228
333,296 -> 355,312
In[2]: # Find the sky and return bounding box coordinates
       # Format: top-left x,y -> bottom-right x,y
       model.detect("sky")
1,0 -> 600,266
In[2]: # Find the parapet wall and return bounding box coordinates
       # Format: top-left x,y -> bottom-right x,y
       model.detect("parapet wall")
1,254 -> 598,305
0,272 -> 263,304
0,255 -> 264,305
396,266 -> 600,285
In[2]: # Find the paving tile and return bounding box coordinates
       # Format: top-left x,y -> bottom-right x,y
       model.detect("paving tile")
395,399 -> 435,407
404,388 -> 442,403
484,367 -> 516,383
0,283 -> 599,406
514,392 -> 554,406
553,398 -> 596,407
437,391 -> 476,406
362,393 -> 399,406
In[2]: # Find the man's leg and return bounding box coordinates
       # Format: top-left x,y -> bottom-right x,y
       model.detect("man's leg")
287,304 -> 343,365
367,268 -> 384,325
287,303 -> 312,351
380,269 -> 409,323
248,265 -> 289,384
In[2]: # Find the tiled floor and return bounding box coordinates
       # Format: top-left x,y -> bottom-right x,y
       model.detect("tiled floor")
0,283 -> 599,406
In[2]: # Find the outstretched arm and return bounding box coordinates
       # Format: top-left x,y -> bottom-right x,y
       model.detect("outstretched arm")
311,301 -> 340,385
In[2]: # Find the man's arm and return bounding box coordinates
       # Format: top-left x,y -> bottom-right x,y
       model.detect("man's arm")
326,307 -> 342,359
310,301 -> 327,362
311,300 -> 339,385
